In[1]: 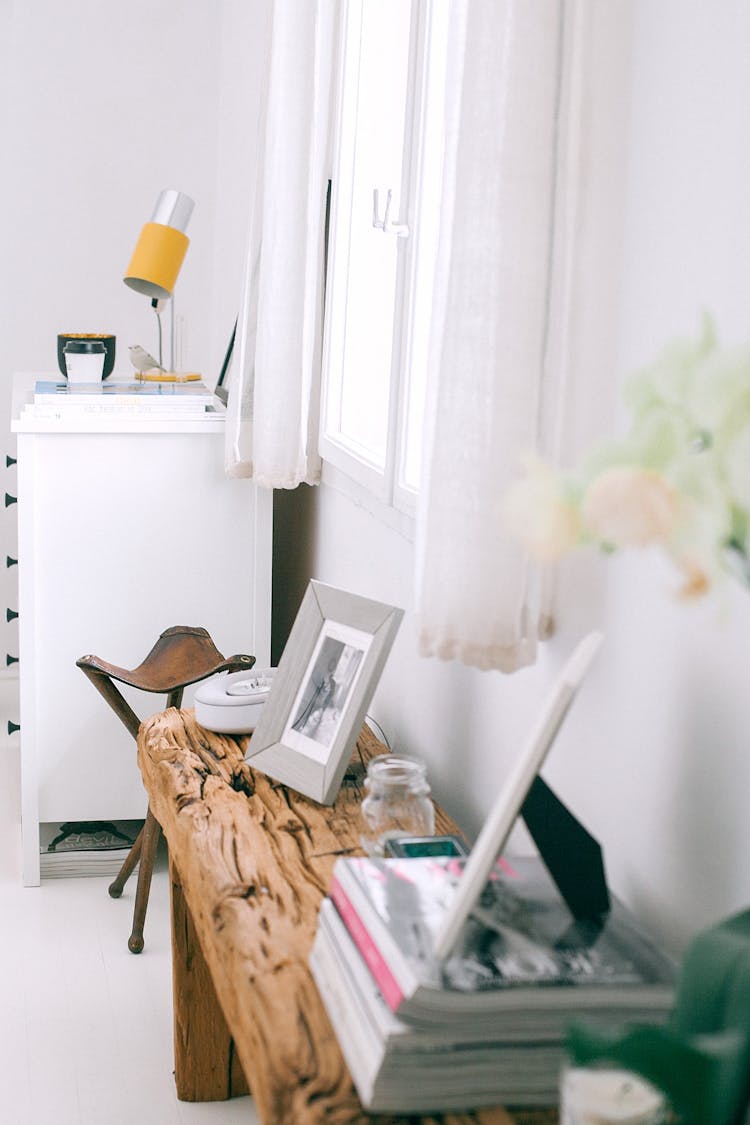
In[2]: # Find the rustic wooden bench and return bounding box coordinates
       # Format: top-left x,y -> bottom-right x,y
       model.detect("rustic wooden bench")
137,707 -> 558,1125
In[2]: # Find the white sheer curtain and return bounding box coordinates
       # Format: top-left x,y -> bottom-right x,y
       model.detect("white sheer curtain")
226,0 -> 337,487
416,0 -> 588,672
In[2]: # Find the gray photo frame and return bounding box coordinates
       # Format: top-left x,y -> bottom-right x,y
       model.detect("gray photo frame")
246,580 -> 403,804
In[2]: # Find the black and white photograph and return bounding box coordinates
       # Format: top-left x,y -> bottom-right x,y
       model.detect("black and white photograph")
287,630 -> 367,752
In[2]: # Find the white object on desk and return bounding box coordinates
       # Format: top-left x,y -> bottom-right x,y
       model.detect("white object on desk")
194,668 -> 276,733
11,373 -> 272,886
560,1067 -> 667,1124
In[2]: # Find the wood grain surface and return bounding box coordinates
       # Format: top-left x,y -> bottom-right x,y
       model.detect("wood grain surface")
138,708 -> 558,1125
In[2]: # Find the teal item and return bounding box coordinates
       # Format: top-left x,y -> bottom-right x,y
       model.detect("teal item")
566,907 -> 750,1125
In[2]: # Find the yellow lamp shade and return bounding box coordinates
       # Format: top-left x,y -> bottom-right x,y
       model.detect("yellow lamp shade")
124,222 -> 189,301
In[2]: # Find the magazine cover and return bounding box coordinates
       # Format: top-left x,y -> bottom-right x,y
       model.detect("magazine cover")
330,853 -> 675,1016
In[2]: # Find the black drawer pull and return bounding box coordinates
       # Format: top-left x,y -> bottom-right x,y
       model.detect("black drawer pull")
6,654 -> 18,666
7,721 -> 19,735
6,455 -> 16,468
6,557 -> 16,568
4,493 -> 16,507
6,608 -> 18,622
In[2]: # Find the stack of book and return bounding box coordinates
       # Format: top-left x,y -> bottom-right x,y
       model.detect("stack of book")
23,379 -> 218,421
311,852 -> 676,1114
309,634 -> 676,1114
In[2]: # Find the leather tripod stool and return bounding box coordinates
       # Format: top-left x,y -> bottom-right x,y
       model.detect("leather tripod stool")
77,626 -> 255,953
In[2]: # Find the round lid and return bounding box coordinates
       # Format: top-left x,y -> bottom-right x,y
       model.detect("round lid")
63,339 -> 106,354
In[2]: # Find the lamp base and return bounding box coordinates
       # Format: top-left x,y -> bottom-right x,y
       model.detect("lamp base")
134,371 -> 202,383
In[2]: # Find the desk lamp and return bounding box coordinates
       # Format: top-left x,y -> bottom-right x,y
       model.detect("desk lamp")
123,189 -> 194,373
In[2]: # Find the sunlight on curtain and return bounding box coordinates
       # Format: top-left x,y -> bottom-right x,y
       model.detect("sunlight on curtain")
416,0 -> 589,672
226,0 -> 337,487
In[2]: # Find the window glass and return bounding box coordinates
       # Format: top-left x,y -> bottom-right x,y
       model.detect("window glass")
324,0 -> 412,472
322,0 -> 445,511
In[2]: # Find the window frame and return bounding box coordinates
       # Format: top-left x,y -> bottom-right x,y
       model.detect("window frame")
320,0 -> 445,522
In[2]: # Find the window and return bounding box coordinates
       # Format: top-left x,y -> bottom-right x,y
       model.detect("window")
320,0 -> 449,517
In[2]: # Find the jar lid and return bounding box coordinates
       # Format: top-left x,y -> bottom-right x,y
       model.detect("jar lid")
63,339 -> 105,354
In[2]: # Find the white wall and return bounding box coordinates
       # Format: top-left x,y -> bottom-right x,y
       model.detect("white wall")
0,0 -> 264,385
309,1 -> 750,958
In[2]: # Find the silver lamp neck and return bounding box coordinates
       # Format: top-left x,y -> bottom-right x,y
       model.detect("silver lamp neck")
150,189 -> 194,233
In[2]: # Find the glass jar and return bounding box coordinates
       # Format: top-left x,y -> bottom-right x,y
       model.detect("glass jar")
359,755 -> 435,856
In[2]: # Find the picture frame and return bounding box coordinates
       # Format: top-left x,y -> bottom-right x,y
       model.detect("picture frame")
431,630 -> 602,960
246,580 -> 404,804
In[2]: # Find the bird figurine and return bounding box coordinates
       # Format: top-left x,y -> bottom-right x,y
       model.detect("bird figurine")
128,344 -> 165,375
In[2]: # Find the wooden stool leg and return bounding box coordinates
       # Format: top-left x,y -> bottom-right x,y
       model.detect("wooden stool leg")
108,823 -> 144,899
128,808 -> 161,954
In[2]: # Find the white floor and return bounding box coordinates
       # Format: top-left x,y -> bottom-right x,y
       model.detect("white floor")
0,739 -> 260,1125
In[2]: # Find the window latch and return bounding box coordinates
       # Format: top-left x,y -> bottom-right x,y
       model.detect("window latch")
372,189 -> 409,238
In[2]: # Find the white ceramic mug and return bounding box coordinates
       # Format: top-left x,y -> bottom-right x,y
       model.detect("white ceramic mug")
64,341 -> 106,383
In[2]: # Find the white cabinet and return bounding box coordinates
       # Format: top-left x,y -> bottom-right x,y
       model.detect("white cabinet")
2,387 -> 19,727
12,375 -> 272,885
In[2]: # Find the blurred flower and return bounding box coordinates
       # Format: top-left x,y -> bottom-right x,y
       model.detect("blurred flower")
505,315 -> 750,596
502,454 -> 579,562
581,467 -> 680,548
725,424 -> 750,510
673,555 -> 712,600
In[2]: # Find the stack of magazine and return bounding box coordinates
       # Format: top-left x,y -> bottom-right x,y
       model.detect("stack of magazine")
312,853 -> 675,1113
23,380 -> 217,421
39,819 -> 143,879
309,634 -> 677,1114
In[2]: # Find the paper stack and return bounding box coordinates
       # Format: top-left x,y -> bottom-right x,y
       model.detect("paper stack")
24,380 -> 218,421
311,853 -> 676,1114
39,820 -> 143,879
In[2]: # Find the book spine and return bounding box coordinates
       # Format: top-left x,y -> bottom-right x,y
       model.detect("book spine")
329,878 -> 405,1013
